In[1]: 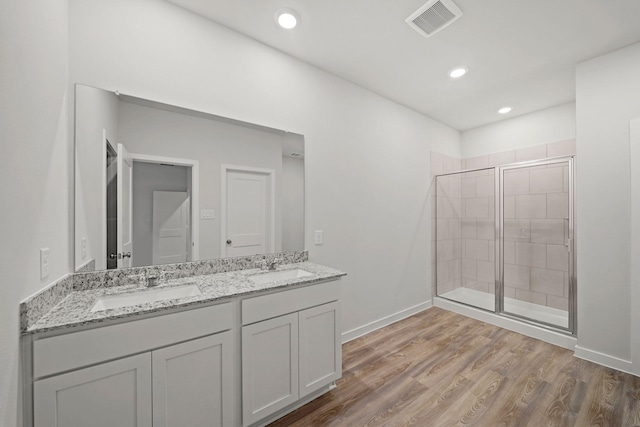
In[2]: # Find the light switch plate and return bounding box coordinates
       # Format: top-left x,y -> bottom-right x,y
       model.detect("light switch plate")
81,238 -> 87,259
314,230 -> 323,245
200,209 -> 215,220
40,248 -> 50,280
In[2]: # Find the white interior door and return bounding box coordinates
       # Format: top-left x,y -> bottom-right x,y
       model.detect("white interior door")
153,191 -> 189,265
223,168 -> 274,257
117,143 -> 133,268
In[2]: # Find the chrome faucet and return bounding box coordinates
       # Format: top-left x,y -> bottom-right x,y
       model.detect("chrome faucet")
268,258 -> 282,271
129,270 -> 161,287
256,259 -> 269,270
256,258 -> 282,271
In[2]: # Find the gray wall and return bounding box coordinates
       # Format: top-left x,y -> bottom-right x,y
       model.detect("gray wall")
281,156 -> 304,252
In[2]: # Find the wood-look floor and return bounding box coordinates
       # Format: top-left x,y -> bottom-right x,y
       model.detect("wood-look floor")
269,307 -> 640,427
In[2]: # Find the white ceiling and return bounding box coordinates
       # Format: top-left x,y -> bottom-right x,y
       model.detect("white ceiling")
165,0 -> 640,131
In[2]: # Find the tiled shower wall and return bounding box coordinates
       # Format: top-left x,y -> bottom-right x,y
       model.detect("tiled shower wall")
434,172 -> 462,295
502,163 -> 571,310
431,153 -> 462,295
431,138 -> 576,310
461,169 -> 496,295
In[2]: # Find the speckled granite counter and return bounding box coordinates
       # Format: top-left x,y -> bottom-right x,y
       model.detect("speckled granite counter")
25,262 -> 346,335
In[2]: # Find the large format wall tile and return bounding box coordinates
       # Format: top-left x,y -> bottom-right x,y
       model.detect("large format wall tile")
516,145 -> 547,162
531,267 -> 565,296
504,219 -> 531,242
547,193 -> 569,218
476,260 -> 495,283
465,197 -> 490,218
504,169 -> 530,196
531,219 -> 565,244
516,194 -> 547,218
433,142 -> 575,310
530,167 -> 564,194
504,264 -> 531,289
464,239 -> 489,261
546,244 -> 569,271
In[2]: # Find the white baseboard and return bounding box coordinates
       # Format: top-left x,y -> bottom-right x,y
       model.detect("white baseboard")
341,300 -> 432,343
434,297 -> 577,350
574,345 -> 634,375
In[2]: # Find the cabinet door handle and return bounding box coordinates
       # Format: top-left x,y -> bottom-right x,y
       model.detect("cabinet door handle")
226,239 -> 232,245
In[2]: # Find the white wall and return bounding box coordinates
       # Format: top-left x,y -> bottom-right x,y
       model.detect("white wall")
461,102 -> 576,158
69,0 -> 460,337
0,1 -> 70,426
281,156 -> 304,252
631,118 -> 640,374
75,84 -> 120,270
575,42 -> 640,373
118,101 -> 285,260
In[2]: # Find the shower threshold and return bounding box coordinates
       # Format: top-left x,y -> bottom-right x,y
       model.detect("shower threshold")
440,287 -> 568,329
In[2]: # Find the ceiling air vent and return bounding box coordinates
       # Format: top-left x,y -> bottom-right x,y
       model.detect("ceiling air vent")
406,0 -> 463,38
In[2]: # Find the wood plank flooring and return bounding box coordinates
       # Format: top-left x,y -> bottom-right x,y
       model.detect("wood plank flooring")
269,307 -> 640,427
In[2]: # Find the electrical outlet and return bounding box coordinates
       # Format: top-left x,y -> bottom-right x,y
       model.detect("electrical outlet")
40,248 -> 50,280
81,238 -> 87,259
314,230 -> 323,245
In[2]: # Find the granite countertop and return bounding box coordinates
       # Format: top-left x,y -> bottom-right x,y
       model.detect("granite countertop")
26,262 -> 346,335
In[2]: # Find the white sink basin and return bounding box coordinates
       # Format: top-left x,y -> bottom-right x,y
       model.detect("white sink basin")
91,283 -> 201,312
249,269 -> 314,285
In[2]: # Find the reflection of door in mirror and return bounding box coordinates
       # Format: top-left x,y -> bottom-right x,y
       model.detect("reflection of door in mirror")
106,142 -> 118,270
117,143 -> 134,268
152,191 -> 190,265
131,159 -> 194,267
223,166 -> 275,258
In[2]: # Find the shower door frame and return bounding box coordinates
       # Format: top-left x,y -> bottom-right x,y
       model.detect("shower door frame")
434,155 -> 576,336
495,156 -> 576,334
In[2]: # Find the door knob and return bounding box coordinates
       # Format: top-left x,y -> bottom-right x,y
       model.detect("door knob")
109,253 -> 118,259
123,252 -> 131,258
226,239 -> 232,245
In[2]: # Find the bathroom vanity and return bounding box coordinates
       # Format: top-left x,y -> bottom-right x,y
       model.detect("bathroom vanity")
21,261 -> 345,427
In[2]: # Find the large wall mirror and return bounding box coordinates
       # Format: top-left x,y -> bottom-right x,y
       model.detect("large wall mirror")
75,84 -> 305,272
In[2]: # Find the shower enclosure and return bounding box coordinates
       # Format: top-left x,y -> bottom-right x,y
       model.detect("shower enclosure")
435,156 -> 575,333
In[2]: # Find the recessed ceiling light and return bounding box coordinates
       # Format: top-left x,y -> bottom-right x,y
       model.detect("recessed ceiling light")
449,67 -> 468,79
498,106 -> 512,114
275,9 -> 299,29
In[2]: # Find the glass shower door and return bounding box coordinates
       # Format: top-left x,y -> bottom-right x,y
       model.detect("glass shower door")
436,168 -> 496,312
499,158 -> 574,330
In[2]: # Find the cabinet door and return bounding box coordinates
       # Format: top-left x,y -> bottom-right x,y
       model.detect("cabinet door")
242,313 -> 298,426
299,301 -> 342,397
152,331 -> 233,427
34,353 -> 152,427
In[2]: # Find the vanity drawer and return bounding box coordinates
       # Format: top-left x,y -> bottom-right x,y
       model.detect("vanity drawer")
33,302 -> 232,379
242,279 -> 340,325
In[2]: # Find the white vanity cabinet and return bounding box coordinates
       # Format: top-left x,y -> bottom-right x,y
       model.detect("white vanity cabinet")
241,280 -> 341,427
31,303 -> 234,427
34,353 -> 153,427
152,332 -> 233,427
27,274 -> 344,427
